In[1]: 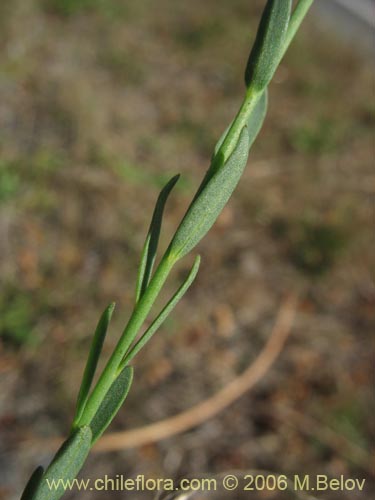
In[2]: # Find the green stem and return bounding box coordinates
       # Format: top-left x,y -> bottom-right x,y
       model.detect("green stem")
77,253 -> 175,427
219,0 -> 314,164
218,87 -> 261,163
206,1 -> 315,168
283,0 -> 314,56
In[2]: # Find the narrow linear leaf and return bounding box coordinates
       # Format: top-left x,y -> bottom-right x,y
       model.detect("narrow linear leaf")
20,466 -> 44,500
168,127 -> 250,260
89,365 -> 133,444
245,0 -> 292,91
135,174 -> 180,302
74,303 -> 115,426
282,0 -> 314,57
31,426 -> 92,500
121,255 -> 201,367
17,1 -> 314,497
197,90 -> 268,203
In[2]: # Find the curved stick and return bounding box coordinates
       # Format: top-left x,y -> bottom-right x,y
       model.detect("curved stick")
94,294 -> 297,452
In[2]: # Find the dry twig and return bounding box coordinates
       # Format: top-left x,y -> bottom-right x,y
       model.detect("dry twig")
94,293 -> 298,452
28,294 -> 297,454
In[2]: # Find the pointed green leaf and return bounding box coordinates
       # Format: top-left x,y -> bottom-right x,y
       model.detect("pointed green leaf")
190,91 -> 267,215
168,126 -> 249,260
282,0 -> 314,57
31,426 -> 92,500
73,303 -> 115,426
135,175 -> 180,302
245,0 -> 292,91
20,466 -> 44,500
121,255 -> 200,367
89,365 -> 133,444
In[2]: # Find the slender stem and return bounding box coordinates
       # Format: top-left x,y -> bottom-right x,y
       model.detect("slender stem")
218,1 -> 314,165
120,255 -> 200,368
218,87 -> 261,163
77,254 -> 175,427
283,0 -> 314,56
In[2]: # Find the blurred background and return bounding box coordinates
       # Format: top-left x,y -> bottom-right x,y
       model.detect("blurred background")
0,0 -> 374,499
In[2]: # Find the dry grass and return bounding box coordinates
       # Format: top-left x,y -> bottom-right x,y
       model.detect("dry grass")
0,1 -> 374,499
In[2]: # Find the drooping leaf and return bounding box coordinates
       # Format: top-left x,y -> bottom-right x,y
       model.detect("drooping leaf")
20,466 -> 44,500
168,126 -> 249,260
245,0 -> 292,91
73,303 -> 116,426
31,426 -> 92,500
89,365 -> 133,444
135,174 -> 180,302
121,255 -> 200,367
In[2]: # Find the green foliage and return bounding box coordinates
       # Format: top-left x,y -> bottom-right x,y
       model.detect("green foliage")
214,90 -> 268,158
123,255 -> 200,367
74,303 -> 116,425
30,426 -> 92,500
136,175 -> 180,302
245,0 -> 291,91
89,366 -> 133,443
169,127 -> 250,260
168,89 -> 267,261
20,467 -> 44,500
20,2 -> 315,498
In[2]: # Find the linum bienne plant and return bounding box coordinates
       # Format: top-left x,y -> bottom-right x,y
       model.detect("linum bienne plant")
20,1 -> 314,499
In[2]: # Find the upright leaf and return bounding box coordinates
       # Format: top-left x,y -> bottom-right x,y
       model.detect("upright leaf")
31,426 -> 92,500
168,126 -> 250,260
20,466 -> 44,500
73,303 -> 115,426
89,365 -> 133,444
187,91 -> 268,220
135,175 -> 180,302
245,0 -> 292,91
282,0 -> 314,57
121,255 -> 200,367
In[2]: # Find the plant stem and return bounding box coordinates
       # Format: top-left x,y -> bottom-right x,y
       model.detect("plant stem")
219,88 -> 261,163
77,0 -> 315,432
283,0 -> 314,55
221,0 -> 314,165
77,253 -> 175,427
